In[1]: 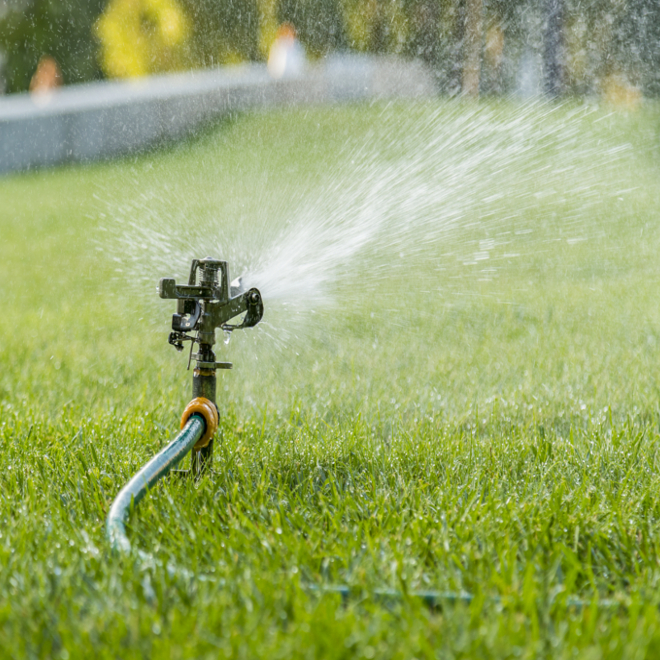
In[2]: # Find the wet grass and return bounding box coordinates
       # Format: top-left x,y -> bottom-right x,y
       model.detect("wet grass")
2,99 -> 660,658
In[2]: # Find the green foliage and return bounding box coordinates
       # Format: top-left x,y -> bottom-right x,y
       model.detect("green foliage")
179,0 -> 261,65
279,0 -> 346,55
3,0 -> 660,95
0,0 -> 106,93
1,100 -> 660,655
95,0 -> 191,78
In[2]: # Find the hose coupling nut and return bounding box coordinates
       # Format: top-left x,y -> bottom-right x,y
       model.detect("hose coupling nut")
180,397 -> 218,449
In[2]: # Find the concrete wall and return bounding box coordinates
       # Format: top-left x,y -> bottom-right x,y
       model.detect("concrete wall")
0,55 -> 436,175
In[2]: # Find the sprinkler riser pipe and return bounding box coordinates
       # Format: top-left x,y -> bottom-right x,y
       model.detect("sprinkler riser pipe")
193,368 -> 216,400
192,366 -> 216,472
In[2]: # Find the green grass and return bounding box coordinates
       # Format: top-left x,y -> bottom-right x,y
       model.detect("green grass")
2,100 -> 660,658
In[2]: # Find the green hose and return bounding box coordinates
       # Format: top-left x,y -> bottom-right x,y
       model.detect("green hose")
107,415 -> 205,553
107,416 -> 619,610
311,585 -> 617,610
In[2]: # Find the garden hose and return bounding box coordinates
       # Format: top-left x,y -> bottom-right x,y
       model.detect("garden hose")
107,414 -> 206,553
107,414 -> 619,611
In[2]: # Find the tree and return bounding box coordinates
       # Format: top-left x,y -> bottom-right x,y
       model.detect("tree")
279,0 -> 346,56
0,0 -> 105,93
462,0 -> 482,96
543,0 -> 564,97
179,0 -> 261,65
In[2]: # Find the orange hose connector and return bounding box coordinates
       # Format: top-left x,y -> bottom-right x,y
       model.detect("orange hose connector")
180,397 -> 218,448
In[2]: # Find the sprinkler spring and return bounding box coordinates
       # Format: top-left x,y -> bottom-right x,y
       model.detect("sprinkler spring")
159,257 -> 263,473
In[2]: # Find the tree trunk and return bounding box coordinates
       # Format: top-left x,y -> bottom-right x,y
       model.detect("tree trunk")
462,0 -> 483,97
543,0 -> 564,97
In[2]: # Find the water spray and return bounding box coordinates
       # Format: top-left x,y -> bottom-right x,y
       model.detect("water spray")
106,257 -> 263,552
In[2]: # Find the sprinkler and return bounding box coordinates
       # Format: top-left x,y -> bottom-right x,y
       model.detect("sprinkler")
159,257 -> 263,474
107,257 -> 263,552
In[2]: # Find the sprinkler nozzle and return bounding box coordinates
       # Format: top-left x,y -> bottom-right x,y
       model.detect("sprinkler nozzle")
159,258 -> 263,369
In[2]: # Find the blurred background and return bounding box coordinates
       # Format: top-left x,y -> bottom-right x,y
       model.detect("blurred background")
0,0 -> 658,102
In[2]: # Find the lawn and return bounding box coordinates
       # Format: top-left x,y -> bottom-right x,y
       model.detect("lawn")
2,99 -> 660,658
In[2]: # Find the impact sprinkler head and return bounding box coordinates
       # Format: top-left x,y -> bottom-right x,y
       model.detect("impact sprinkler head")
159,257 -> 263,370
159,257 -> 263,474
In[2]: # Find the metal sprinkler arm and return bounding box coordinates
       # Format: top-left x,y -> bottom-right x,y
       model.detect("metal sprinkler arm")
159,258 -> 263,351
